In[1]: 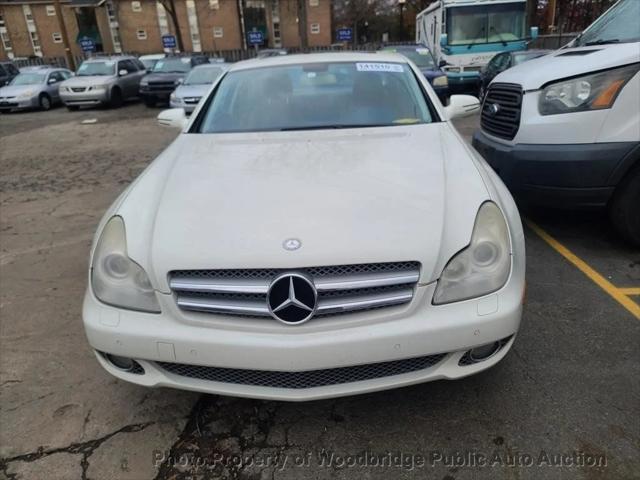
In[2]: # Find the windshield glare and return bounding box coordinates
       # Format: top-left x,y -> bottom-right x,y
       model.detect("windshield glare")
185,67 -> 225,85
384,48 -> 435,69
11,73 -> 46,85
575,0 -> 640,46
197,62 -> 433,133
77,61 -> 115,76
153,58 -> 192,73
448,3 -> 525,45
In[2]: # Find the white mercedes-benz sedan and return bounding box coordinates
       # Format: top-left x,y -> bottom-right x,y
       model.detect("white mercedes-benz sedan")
83,52 -> 525,401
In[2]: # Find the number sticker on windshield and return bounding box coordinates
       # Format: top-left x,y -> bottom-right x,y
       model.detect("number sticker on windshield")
356,63 -> 404,73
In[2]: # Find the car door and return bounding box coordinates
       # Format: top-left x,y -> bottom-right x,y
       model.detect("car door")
117,60 -> 137,98
46,71 -> 64,100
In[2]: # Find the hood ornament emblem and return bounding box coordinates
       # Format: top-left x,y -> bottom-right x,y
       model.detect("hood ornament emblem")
488,103 -> 500,116
282,238 -> 302,251
267,273 -> 317,324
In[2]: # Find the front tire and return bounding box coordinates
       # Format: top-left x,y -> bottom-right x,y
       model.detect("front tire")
39,94 -> 52,111
110,88 -> 123,108
609,163 -> 640,247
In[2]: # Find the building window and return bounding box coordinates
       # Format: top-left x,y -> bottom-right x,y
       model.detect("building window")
309,0 -> 319,6
1,31 -> 11,51
52,32 -> 62,43
46,5 -> 56,16
0,13 -> 4,27
131,1 -> 142,12
136,29 -> 147,40
209,0 -> 219,9
186,0 -> 201,52
310,23 -> 320,34
213,26 -> 223,38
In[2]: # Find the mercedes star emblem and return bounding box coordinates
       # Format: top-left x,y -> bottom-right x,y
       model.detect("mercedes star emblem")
282,238 -> 302,251
267,273 -> 317,324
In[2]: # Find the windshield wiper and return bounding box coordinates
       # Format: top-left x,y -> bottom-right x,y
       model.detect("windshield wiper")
490,27 -> 508,46
280,124 -> 389,131
584,38 -> 620,46
467,27 -> 487,49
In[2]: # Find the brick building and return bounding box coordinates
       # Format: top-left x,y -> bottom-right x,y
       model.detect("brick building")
0,0 -> 332,60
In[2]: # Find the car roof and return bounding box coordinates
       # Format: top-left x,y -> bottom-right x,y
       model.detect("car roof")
19,67 -> 67,73
191,63 -> 230,70
229,51 -> 409,72
84,55 -> 136,62
139,53 -> 165,60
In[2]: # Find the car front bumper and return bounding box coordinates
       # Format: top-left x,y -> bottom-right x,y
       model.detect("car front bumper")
169,100 -> 197,113
472,130 -> 640,209
140,88 -> 172,102
83,274 -> 524,401
0,95 -> 38,110
61,89 -> 109,106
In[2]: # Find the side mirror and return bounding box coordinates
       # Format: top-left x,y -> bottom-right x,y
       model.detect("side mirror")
444,94 -> 480,120
176,78 -> 184,85
438,59 -> 447,68
157,108 -> 187,129
439,34 -> 448,47
48,77 -> 57,84
530,26 -> 539,40
119,69 -> 128,76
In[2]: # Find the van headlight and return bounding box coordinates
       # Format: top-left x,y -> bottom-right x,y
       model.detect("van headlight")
433,202 -> 511,305
539,63 -> 640,115
432,75 -> 448,87
91,216 -> 161,313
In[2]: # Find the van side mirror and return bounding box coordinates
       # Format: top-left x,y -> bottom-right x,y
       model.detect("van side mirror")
119,69 -> 128,76
530,26 -> 539,40
445,94 -> 480,120
157,108 -> 187,130
48,77 -> 57,84
439,34 -> 448,47
438,59 -> 447,68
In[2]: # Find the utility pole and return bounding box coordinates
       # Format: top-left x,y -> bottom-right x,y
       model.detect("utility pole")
53,0 -> 75,70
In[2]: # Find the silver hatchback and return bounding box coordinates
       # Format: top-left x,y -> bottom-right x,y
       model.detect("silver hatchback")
60,56 -> 146,110
0,67 -> 72,112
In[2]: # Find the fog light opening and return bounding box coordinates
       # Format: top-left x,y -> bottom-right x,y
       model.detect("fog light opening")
468,342 -> 501,363
104,353 -> 142,373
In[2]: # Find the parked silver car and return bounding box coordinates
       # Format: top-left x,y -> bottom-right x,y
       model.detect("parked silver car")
60,56 -> 146,110
0,67 -> 73,112
169,63 -> 229,113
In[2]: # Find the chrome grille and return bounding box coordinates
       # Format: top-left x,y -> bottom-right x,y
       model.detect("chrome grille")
170,261 -> 421,320
157,353 -> 446,389
481,83 -> 523,140
71,87 -> 86,92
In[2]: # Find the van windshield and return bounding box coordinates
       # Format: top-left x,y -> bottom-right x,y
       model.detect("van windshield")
574,0 -> 640,46
447,3 -> 525,46
197,62 -> 433,133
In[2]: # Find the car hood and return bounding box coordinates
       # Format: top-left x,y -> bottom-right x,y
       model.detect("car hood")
173,84 -> 209,98
61,75 -> 114,87
493,42 -> 640,90
143,72 -> 186,83
0,84 -> 42,96
116,124 -> 491,292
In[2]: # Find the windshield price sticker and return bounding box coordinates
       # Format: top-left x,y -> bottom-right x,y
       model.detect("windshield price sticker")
181,58 -> 190,63
356,63 -> 404,73
416,48 -> 430,55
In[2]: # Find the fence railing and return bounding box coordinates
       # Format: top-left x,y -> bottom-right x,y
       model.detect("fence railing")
11,35 -> 579,70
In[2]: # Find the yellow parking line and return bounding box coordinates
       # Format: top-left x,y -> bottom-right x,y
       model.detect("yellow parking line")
619,287 -> 640,296
525,219 -> 640,320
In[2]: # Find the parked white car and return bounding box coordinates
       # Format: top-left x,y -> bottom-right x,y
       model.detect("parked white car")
473,0 -> 640,245
83,52 -> 525,401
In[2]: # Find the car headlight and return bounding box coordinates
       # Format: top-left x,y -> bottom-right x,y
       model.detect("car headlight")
170,92 -> 178,102
445,67 -> 461,73
91,216 -> 161,313
88,85 -> 106,92
539,63 -> 640,116
432,75 -> 448,87
433,202 -> 511,305
18,90 -> 35,98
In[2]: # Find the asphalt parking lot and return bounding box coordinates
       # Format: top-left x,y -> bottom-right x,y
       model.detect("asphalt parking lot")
0,103 -> 638,480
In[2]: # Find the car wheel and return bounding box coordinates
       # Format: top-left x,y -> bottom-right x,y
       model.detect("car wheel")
39,94 -> 52,111
110,88 -> 123,108
66,105 -> 79,111
609,163 -> 640,247
143,98 -> 156,108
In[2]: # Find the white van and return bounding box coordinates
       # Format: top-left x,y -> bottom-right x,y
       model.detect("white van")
472,0 -> 640,245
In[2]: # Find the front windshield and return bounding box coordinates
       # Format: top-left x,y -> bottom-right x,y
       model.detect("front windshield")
141,58 -> 159,70
574,0 -> 640,46
11,73 -> 46,85
447,3 -> 525,45
197,62 -> 433,133
77,61 -> 115,76
185,67 -> 225,85
153,58 -> 192,73
383,48 -> 435,69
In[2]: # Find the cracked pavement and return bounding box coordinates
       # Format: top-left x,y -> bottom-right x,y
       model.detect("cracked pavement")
1,105 -> 639,479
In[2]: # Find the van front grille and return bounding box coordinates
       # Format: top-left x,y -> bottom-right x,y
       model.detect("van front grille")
481,82 -> 523,140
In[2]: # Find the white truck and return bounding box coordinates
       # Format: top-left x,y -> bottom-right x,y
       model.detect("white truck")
473,0 -> 640,245
416,0 -> 538,93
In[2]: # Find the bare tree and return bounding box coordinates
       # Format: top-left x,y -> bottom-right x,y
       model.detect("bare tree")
333,0 -> 389,43
158,0 -> 185,51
